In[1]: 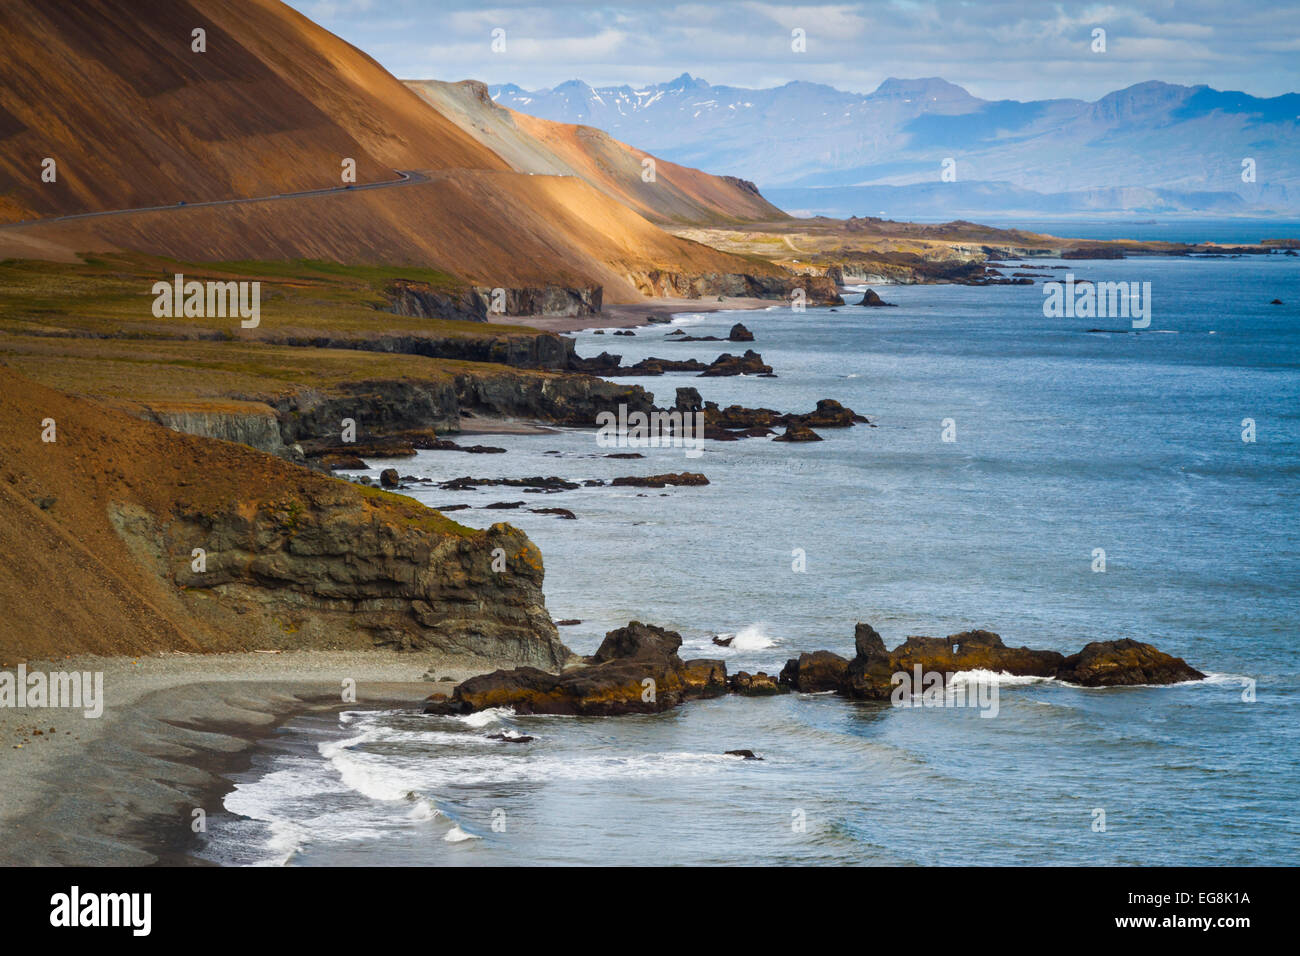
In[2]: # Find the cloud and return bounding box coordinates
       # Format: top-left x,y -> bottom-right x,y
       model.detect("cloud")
286,0 -> 1300,100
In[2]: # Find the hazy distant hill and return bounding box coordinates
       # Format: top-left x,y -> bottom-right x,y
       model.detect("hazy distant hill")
492,74 -> 1300,218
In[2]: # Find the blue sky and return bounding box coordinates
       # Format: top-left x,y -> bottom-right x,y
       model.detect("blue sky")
288,0 -> 1299,100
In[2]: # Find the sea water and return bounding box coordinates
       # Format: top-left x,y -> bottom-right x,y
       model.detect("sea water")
201,252 -> 1300,866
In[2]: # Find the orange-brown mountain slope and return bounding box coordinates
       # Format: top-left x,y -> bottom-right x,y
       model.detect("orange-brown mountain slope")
0,0 -> 506,222
406,79 -> 788,226
0,0 -> 787,303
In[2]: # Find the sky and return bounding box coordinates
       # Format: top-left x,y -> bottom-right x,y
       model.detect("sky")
287,0 -> 1300,101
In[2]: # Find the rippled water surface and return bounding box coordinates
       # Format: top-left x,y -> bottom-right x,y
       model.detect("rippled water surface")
203,254 -> 1300,866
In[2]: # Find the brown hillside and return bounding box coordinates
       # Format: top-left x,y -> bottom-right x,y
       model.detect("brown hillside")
406,79 -> 788,226
0,0 -> 786,301
0,170 -> 782,302
0,0 -> 507,221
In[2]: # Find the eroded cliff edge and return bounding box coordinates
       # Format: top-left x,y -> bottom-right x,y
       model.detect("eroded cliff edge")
0,367 -> 568,668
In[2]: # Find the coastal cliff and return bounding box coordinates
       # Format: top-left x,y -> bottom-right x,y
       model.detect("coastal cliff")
630,270 -> 843,304
0,368 -> 567,667
385,279 -> 602,321
116,487 -> 566,667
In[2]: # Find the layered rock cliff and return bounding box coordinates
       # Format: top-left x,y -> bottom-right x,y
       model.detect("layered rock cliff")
115,486 -> 567,667
630,270 -> 843,305
385,280 -> 602,321
0,367 -> 568,667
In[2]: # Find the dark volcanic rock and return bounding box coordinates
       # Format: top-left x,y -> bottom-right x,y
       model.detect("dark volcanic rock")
854,622 -> 887,658
859,288 -> 897,307
724,750 -> 763,760
379,468 -> 400,488
426,440 -> 507,454
729,322 -> 755,341
699,350 -> 773,377
1062,246 -> 1125,259
610,473 -> 709,488
772,424 -> 822,442
843,628 -> 1065,701
675,387 -> 703,412
439,476 -> 580,492
606,356 -> 709,376
682,659 -> 729,698
530,507 -> 577,519
793,399 -> 869,428
424,621 -> 727,716
702,399 -> 867,436
567,351 -> 624,374
1055,639 -> 1205,686
728,671 -> 787,696
801,622 -> 1205,701
779,651 -> 850,692
322,454 -> 368,470
590,620 -> 681,662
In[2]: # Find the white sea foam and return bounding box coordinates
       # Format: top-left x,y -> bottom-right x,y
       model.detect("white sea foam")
444,824 -> 481,843
405,793 -> 443,821
947,669 -> 1054,688
319,732 -> 416,802
456,706 -> 515,728
259,820 -> 310,867
729,624 -> 777,650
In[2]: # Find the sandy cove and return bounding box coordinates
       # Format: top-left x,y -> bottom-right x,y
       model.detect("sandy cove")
0,650 -> 507,865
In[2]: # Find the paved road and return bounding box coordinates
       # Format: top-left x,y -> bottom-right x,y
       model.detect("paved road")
0,169 -> 430,230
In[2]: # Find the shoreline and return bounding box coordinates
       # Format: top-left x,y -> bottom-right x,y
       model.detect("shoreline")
0,651 -> 502,866
491,295 -> 782,333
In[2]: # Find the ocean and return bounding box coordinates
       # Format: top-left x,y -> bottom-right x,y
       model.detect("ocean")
200,251 -> 1300,866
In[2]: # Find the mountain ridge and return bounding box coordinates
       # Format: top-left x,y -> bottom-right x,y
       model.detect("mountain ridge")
491,75 -> 1300,216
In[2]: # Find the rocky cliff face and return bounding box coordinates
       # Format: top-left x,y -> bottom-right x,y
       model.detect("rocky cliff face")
136,402 -> 295,458
453,369 -> 656,426
385,279 -> 601,321
112,483 -> 569,668
274,380 -> 463,444
141,370 -> 657,462
269,329 -> 577,371
0,367 -> 570,667
630,270 -> 843,305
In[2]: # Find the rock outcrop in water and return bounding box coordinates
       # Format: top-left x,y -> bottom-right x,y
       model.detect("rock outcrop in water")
859,289 -> 897,307
696,398 -> 871,442
424,621 -> 726,716
602,349 -> 774,377
424,618 -> 1206,720
782,623 -> 1205,699
778,650 -> 850,691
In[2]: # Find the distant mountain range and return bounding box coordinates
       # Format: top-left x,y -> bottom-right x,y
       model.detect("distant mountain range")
491,75 -> 1300,218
